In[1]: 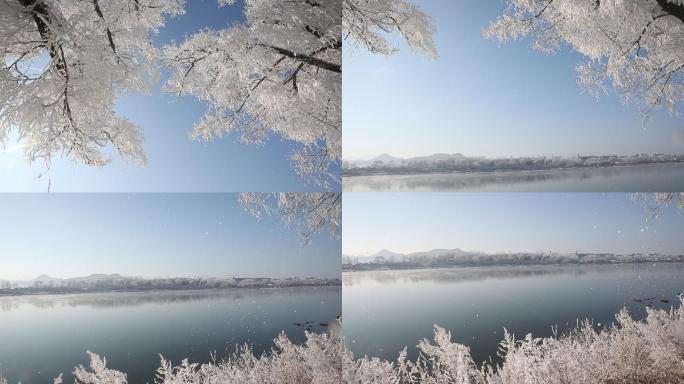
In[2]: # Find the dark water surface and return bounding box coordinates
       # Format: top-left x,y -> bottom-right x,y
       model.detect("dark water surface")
343,163 -> 684,192
0,286 -> 341,384
343,264 -> 683,365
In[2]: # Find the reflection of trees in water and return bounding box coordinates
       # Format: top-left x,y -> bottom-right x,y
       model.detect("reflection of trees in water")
0,287 -> 340,312
342,265 -> 617,286
343,164 -> 679,192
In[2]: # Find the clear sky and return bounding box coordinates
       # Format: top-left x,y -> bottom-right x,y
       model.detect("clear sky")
343,0 -> 684,160
0,0 -> 338,192
343,193 -> 684,256
0,194 -> 340,280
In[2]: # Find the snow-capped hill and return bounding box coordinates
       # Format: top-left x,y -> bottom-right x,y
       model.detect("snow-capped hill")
373,249 -> 403,259
68,273 -> 126,282
372,154 -> 403,163
32,274 -> 64,285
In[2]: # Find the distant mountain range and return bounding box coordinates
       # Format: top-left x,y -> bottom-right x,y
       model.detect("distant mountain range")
343,248 -> 684,271
342,153 -> 684,176
345,153 -> 470,168
346,248 -> 469,264
6,273 -> 129,288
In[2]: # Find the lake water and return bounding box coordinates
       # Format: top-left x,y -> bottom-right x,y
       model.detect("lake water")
342,263 -> 684,365
0,286 -> 341,384
343,163 -> 684,192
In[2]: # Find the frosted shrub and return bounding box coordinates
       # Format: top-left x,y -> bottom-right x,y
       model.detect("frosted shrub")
70,331 -> 341,384
73,353 -> 127,384
487,301 -> 684,384
346,299 -> 684,384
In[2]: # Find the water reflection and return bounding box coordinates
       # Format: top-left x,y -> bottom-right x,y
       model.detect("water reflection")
343,265 -> 585,286
0,288 -> 317,312
343,163 -> 684,192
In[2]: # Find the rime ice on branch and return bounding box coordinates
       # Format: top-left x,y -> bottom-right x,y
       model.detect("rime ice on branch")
0,0 -> 183,166
343,0 -> 437,58
239,192 -> 341,245
484,0 -> 684,121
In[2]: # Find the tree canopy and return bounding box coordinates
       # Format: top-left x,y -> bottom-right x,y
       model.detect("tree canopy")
485,0 -> 684,121
1,0 -> 183,167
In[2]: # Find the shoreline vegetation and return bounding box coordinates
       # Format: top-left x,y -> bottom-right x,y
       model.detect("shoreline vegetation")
2,300 -> 682,384
343,249 -> 684,272
342,153 -> 684,177
0,274 -> 341,297
345,298 -> 684,383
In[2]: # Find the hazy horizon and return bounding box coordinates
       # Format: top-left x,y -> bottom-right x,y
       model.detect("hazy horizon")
343,193 -> 684,256
0,271 -> 338,282
344,246 -> 684,258
345,151 -> 684,162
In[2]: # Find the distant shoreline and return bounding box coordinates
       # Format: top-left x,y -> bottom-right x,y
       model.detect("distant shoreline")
0,282 -> 342,298
343,157 -> 684,177
342,259 -> 684,273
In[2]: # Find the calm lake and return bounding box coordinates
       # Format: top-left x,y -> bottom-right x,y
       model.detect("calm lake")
343,163 -> 684,192
343,263 -> 684,365
0,286 -> 341,384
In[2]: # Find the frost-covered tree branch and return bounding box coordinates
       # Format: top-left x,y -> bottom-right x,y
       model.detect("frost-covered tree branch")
164,0 -> 342,187
239,192 -> 341,245
343,0 -> 437,58
484,0 -> 684,121
0,0 -> 183,167
632,192 -> 684,221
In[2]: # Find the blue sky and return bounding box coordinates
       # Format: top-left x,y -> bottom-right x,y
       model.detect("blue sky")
0,0 -> 336,192
0,194 -> 340,280
343,193 -> 684,256
343,0 -> 684,160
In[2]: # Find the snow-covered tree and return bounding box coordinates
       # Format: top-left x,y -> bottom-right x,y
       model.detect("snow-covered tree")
164,0 -> 343,187
0,0 -> 183,167
485,0 -> 684,120
239,192 -> 341,245
343,0 -> 438,58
